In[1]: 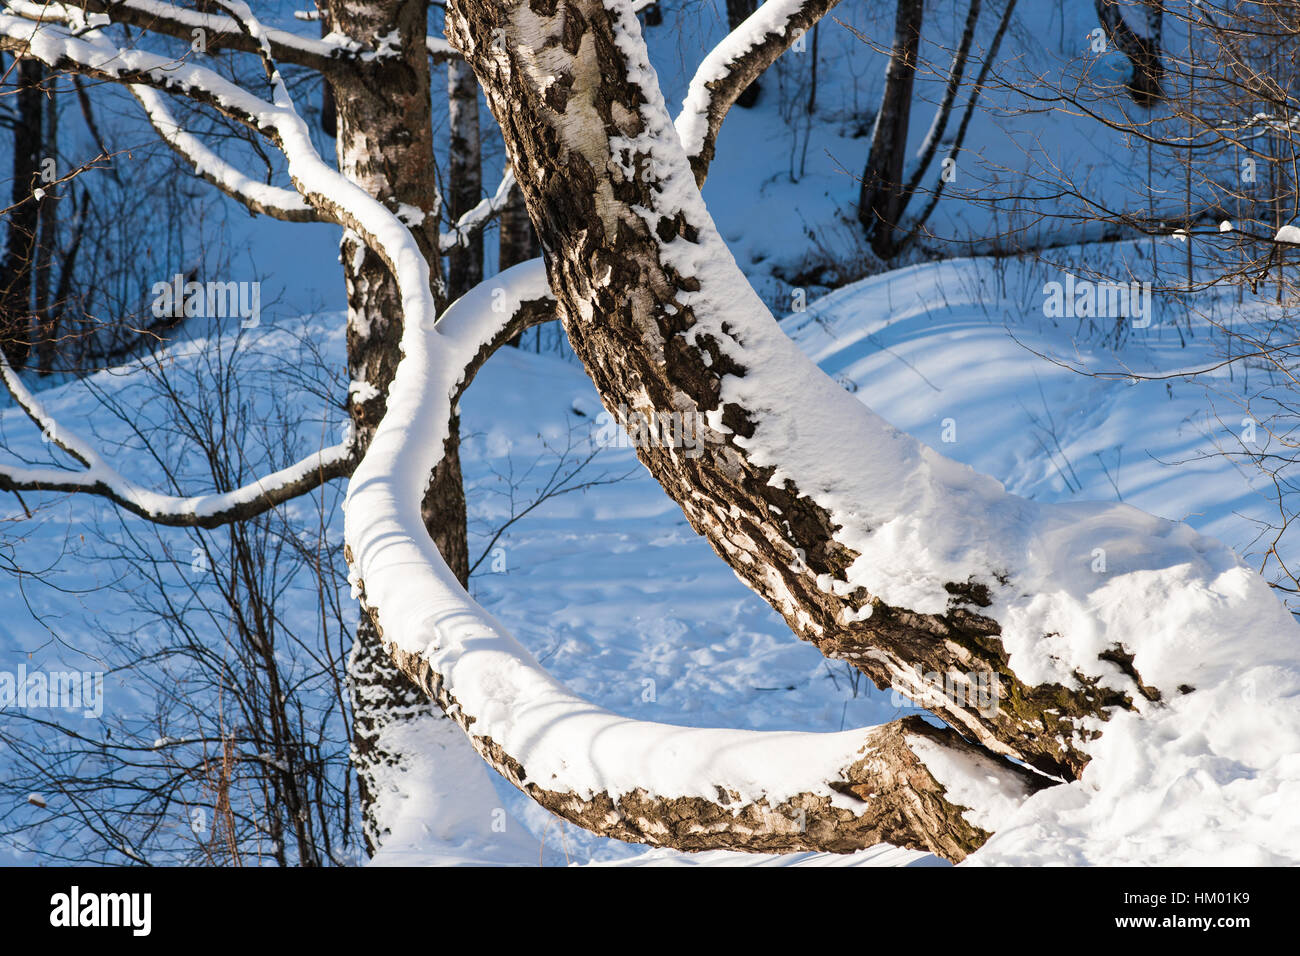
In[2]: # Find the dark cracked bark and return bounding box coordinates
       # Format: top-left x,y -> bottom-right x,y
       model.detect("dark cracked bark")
445,0 -> 1150,784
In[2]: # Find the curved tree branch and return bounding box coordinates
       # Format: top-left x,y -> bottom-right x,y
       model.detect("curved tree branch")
674,0 -> 844,187
446,0 -> 1300,826
131,85 -> 319,222
0,13 -> 416,284
0,350 -> 353,527
0,8 -> 363,528
145,0 -> 1051,858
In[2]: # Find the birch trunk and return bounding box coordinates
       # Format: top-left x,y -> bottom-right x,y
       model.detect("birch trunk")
324,0 -> 468,854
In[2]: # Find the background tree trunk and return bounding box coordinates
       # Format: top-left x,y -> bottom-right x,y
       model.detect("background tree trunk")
499,177 -> 541,272
318,7 -> 338,139
858,0 -> 924,259
35,79 -> 59,375
0,58 -> 44,370
447,58 -> 484,301
499,173 -> 541,347
1095,0 -> 1164,107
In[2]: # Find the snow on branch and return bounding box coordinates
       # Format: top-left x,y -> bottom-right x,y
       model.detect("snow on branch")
2,0 -> 348,75
0,13 -> 284,138
427,35 -> 459,63
439,168 -> 516,254
69,4 -> 1036,855
0,6 -> 399,528
673,0 -> 843,186
0,12 -> 411,276
0,353 -> 353,528
131,85 -> 318,222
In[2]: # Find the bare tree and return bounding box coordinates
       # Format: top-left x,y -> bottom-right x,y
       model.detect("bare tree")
0,0 -> 512,854
981,0 -> 1300,614
0,319 -> 359,865
851,0 -> 1005,260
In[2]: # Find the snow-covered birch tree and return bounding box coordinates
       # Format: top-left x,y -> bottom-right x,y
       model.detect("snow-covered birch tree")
1,0 -> 1298,866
